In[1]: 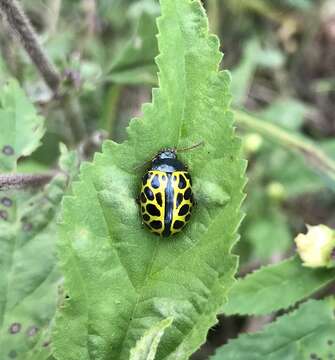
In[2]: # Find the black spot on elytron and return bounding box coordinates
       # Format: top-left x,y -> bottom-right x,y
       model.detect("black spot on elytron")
0,210 -> 8,220
143,214 -> 150,222
8,350 -> 17,358
178,175 -> 186,189
2,145 -> 14,156
9,323 -> 21,334
176,193 -> 183,208
141,193 -> 147,203
150,220 -> 163,230
179,204 -> 190,216
142,173 -> 148,185
184,187 -> 192,200
190,194 -> 194,205
1,197 -> 12,207
27,325 -> 38,337
156,192 -> 162,207
144,187 -> 154,201
151,175 -> 160,189
174,220 -> 185,230
185,214 -> 191,222
141,206 -> 145,213
184,172 -> 192,185
146,204 -> 160,217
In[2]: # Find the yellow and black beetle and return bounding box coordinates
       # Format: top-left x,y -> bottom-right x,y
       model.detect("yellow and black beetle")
138,142 -> 203,237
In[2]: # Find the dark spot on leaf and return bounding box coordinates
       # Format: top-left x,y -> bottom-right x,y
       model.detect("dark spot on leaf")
143,214 -> 150,222
328,353 -> 334,359
176,193 -> 183,208
0,210 -> 8,220
179,204 -> 190,216
65,294 -> 70,299
144,187 -> 154,201
173,220 -> 184,230
178,175 -> 186,189
22,222 -> 33,231
156,193 -> 162,207
1,197 -> 12,207
9,323 -> 21,334
2,145 -> 14,156
310,354 -> 318,359
150,220 -> 162,230
27,325 -> 38,337
140,193 -> 147,204
42,340 -> 51,347
151,175 -> 160,189
184,187 -> 192,200
146,204 -> 160,217
185,214 -> 191,222
8,350 -> 17,358
328,340 -> 334,346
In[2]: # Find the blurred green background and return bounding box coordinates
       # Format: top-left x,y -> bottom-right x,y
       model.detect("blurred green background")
1,0 -> 335,357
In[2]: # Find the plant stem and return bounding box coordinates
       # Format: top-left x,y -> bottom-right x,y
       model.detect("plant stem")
47,0 -> 62,35
0,0 -> 61,93
234,109 -> 335,189
0,173 -> 56,191
207,0 -> 220,35
62,94 -> 87,143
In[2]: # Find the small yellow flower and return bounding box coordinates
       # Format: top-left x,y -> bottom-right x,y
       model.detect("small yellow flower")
266,182 -> 286,201
243,133 -> 263,155
295,225 -> 335,268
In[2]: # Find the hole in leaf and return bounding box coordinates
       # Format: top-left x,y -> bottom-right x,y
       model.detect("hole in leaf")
22,223 -> 33,232
0,210 -> 8,221
1,197 -> 12,207
26,325 -> 38,337
9,323 -> 21,334
2,145 -> 14,156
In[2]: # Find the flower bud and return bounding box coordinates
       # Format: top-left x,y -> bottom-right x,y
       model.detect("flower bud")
266,182 -> 286,201
295,225 -> 335,268
243,133 -> 263,155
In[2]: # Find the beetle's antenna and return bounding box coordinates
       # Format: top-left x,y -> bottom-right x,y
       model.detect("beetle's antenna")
176,141 -> 205,153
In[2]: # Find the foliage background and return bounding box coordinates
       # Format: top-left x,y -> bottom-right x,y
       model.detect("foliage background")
0,0 -> 335,359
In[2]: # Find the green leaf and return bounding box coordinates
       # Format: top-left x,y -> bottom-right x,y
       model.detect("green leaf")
223,256 -> 335,316
107,9 -> 159,85
129,318 -> 173,360
0,143 -> 78,359
53,0 -> 246,359
212,299 -> 335,360
231,39 -> 284,105
0,79 -> 45,172
257,98 -> 309,131
0,177 -> 64,359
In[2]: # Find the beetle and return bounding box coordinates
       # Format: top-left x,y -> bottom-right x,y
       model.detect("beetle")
138,142 -> 203,237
